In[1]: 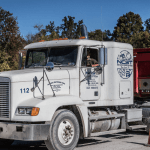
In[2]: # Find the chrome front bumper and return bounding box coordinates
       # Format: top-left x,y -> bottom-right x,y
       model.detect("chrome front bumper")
0,122 -> 50,141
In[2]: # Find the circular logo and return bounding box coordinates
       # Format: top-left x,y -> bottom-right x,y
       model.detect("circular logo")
117,50 -> 133,79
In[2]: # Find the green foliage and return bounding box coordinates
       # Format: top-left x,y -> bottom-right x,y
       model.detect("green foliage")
131,31 -> 150,48
61,16 -> 83,38
0,46 -> 11,72
144,18 -> 150,32
113,11 -> 143,44
0,7 -> 25,71
24,12 -> 150,49
46,21 -> 55,34
88,29 -> 112,41
27,16 -> 83,43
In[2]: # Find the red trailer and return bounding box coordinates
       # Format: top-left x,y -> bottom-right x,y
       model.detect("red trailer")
134,48 -> 150,99
134,48 -> 150,132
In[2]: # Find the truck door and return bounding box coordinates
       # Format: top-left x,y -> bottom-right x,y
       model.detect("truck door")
80,48 -> 101,100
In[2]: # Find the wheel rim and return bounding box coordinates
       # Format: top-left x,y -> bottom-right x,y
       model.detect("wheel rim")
58,119 -> 75,145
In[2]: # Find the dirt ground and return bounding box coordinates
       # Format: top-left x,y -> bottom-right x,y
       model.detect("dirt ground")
0,130 -> 150,150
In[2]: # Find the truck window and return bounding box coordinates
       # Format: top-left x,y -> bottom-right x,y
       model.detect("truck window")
81,48 -> 98,67
48,46 -> 78,66
25,49 -> 48,68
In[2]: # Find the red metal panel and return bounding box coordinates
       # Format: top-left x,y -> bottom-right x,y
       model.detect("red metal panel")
134,53 -> 150,62
135,62 -> 138,93
134,48 -> 150,98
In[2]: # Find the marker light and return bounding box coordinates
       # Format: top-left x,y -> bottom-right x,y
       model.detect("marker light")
31,107 -> 40,116
39,40 -> 45,42
63,38 -> 68,40
53,38 -> 68,41
79,36 -> 86,39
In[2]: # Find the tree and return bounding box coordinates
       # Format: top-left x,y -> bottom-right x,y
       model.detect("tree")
26,33 -> 37,44
88,29 -> 112,41
27,16 -> 84,43
131,31 -> 150,48
0,7 -> 25,70
113,11 -> 143,44
46,21 -> 55,34
144,18 -> 150,32
0,46 -> 11,72
60,16 -> 83,39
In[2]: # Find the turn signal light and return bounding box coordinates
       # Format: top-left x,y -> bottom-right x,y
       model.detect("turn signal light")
31,107 -> 40,116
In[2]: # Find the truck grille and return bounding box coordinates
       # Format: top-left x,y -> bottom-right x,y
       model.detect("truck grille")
0,77 -> 10,120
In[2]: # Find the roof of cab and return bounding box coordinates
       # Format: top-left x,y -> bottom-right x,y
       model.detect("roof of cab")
24,39 -> 133,50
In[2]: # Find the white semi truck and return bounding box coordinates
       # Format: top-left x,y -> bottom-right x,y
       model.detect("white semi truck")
0,34 -> 147,149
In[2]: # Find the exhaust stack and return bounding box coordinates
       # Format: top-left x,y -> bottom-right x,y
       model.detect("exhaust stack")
81,25 -> 88,39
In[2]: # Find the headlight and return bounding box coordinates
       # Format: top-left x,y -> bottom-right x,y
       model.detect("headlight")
26,108 -> 32,114
18,108 -> 26,114
16,107 -> 40,116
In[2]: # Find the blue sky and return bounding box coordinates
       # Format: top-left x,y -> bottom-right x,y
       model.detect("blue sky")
1,0 -> 150,39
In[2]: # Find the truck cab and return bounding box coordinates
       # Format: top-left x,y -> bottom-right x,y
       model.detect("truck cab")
0,39 -> 146,150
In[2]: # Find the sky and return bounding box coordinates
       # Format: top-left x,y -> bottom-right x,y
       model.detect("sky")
1,0 -> 150,39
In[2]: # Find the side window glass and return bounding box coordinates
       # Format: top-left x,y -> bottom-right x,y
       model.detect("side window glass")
81,48 -> 87,66
28,52 -> 32,66
82,48 -> 98,67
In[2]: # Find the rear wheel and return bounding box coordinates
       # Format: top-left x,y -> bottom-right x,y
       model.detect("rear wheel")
45,109 -> 80,150
143,117 -> 150,133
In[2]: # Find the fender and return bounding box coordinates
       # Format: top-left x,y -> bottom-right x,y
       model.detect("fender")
76,105 -> 89,137
12,95 -> 84,122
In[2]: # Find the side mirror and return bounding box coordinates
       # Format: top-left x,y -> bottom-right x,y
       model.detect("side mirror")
19,52 -> 22,70
45,62 -> 54,72
99,48 -> 107,65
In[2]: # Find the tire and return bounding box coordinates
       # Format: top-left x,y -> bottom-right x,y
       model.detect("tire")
45,109 -> 80,150
142,108 -> 150,133
143,117 -> 150,133
0,139 -> 14,146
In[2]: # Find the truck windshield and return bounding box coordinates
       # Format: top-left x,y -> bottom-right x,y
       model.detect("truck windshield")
25,49 -> 48,68
48,46 -> 78,66
25,46 -> 78,68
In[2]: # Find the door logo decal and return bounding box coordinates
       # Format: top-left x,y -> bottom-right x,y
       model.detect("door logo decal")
48,81 -> 65,92
117,50 -> 133,79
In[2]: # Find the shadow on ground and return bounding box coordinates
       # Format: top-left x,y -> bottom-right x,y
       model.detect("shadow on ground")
77,138 -> 111,147
0,141 -> 47,150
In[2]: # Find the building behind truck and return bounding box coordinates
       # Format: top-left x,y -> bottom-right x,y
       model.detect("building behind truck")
0,26 -> 147,150
134,48 -> 150,132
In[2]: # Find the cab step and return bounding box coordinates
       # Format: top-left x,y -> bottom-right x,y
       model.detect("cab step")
127,124 -> 147,130
90,129 -> 126,136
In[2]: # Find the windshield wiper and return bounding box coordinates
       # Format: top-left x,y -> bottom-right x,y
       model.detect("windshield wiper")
28,63 -> 42,68
53,62 -> 62,65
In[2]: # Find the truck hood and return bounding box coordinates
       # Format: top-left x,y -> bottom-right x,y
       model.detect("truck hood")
0,68 -> 69,82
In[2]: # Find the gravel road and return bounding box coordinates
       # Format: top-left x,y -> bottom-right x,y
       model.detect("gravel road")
0,130 -> 150,150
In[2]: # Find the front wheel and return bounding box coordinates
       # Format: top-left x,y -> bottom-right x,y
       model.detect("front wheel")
45,109 -> 80,150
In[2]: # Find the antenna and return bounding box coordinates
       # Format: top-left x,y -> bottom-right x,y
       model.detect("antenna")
101,6 -> 103,44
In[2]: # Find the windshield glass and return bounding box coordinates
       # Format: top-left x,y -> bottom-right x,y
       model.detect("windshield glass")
25,46 -> 78,68
25,49 -> 48,68
48,46 -> 78,66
